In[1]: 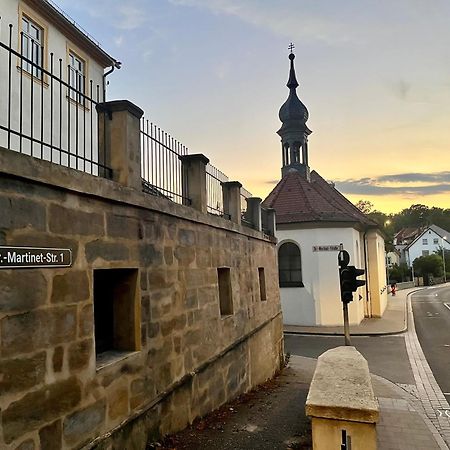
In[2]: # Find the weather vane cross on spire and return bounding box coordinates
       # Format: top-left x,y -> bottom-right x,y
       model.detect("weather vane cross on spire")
288,42 -> 295,53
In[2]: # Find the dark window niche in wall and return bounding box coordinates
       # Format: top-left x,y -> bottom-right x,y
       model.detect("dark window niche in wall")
258,267 -> 267,301
217,267 -> 233,316
93,268 -> 140,367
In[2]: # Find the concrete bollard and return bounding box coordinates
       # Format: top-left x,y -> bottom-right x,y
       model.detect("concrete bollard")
306,346 -> 379,450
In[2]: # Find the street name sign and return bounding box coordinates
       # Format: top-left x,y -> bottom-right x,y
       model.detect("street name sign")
312,245 -> 340,252
0,246 -> 72,269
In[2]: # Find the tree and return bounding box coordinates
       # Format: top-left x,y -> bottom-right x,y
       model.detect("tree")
413,254 -> 443,278
355,200 -> 374,214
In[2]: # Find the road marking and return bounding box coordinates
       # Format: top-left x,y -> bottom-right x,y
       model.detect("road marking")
437,409 -> 450,418
444,303 -> 450,312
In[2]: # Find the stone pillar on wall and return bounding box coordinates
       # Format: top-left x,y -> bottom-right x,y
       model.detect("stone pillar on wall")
96,100 -> 144,190
245,197 -> 262,232
222,181 -> 242,225
264,208 -> 276,236
179,154 -> 209,213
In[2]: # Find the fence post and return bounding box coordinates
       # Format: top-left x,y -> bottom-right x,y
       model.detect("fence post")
245,197 -> 262,231
96,100 -> 144,190
264,208 -> 276,236
179,154 -> 209,213
222,181 -> 242,225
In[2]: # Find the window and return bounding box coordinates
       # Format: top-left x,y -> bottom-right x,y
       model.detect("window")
93,269 -> 140,365
258,267 -> 267,301
217,267 -> 233,316
278,242 -> 303,287
68,51 -> 85,103
422,238 -> 428,245
422,250 -> 429,257
21,16 -> 43,78
433,238 -> 439,244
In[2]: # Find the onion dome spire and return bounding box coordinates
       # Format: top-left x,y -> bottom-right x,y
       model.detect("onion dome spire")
279,45 -> 309,125
277,43 -> 312,180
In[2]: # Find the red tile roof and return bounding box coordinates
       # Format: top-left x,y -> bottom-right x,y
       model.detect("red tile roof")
263,170 -> 377,227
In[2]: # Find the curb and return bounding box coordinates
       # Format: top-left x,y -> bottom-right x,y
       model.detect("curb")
284,286 -> 432,337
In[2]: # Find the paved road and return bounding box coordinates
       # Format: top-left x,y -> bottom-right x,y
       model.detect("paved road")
412,285 -> 450,398
284,334 -> 415,385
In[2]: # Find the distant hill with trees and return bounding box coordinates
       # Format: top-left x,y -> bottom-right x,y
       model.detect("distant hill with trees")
354,201 -> 450,247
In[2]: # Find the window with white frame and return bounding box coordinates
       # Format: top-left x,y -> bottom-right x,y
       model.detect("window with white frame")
433,238 -> 439,244
68,51 -> 85,103
422,250 -> 429,256
21,16 -> 43,78
422,238 -> 428,245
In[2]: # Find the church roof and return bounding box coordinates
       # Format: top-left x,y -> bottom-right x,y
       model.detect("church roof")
263,169 -> 377,227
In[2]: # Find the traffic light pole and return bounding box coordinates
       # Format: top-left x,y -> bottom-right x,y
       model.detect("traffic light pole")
342,302 -> 351,346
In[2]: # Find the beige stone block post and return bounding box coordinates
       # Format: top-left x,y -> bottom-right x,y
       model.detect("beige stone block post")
306,346 -> 379,450
96,100 -> 144,190
245,197 -> 262,231
222,181 -> 242,225
179,154 -> 209,213
262,207 -> 276,236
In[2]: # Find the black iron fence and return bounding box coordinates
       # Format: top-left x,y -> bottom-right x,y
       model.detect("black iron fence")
140,119 -> 189,204
0,22 -> 109,176
206,163 -> 229,217
1,21 -> 257,225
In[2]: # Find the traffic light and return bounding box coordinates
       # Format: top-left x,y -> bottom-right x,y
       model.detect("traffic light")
339,266 -> 366,303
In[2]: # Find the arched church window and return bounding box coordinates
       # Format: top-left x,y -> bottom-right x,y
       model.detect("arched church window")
278,242 -> 303,287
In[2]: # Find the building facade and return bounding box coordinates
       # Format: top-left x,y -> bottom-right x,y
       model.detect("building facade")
0,0 -> 119,174
404,225 -> 450,266
263,51 -> 388,327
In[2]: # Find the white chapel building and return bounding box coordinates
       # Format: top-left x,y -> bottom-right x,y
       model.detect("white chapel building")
263,51 -> 388,327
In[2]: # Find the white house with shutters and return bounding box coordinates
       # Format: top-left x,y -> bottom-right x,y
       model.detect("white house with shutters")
404,225 -> 450,266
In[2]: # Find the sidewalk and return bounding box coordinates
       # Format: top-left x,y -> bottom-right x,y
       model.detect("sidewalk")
284,286 -> 421,336
149,285 -> 450,449
150,355 -> 448,450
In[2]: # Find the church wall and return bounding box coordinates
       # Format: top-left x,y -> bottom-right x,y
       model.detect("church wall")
277,227 -> 365,327
366,230 -> 388,317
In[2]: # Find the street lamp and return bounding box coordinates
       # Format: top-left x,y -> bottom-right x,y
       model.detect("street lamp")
442,236 -> 447,283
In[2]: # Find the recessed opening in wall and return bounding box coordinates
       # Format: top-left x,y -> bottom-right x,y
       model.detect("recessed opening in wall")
93,268 -> 140,367
258,267 -> 267,301
217,267 -> 233,316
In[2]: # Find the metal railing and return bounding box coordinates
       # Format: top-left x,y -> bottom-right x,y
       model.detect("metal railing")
0,22 -> 109,176
140,119 -> 189,204
206,163 -> 229,217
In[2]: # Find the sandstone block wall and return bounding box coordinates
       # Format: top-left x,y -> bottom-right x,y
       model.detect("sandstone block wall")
0,148 -> 283,449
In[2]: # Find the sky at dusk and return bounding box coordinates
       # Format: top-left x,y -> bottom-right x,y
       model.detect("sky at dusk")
57,0 -> 450,213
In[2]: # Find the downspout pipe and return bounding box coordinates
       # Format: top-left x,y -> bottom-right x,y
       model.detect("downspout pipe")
363,229 -> 371,317
102,60 -> 122,101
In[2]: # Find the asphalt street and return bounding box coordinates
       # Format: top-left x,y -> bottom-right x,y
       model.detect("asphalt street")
284,334 -> 414,384
412,285 -> 450,398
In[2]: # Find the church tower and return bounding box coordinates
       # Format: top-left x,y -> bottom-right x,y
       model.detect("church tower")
278,46 -> 312,180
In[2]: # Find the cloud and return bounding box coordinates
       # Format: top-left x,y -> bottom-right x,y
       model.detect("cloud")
115,4 -> 148,30
334,171 -> 450,196
389,79 -> 411,100
58,0 -> 148,31
377,172 -> 450,183
167,0 -> 355,45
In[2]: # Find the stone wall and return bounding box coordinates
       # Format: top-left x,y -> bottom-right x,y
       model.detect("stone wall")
0,147 -> 283,449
